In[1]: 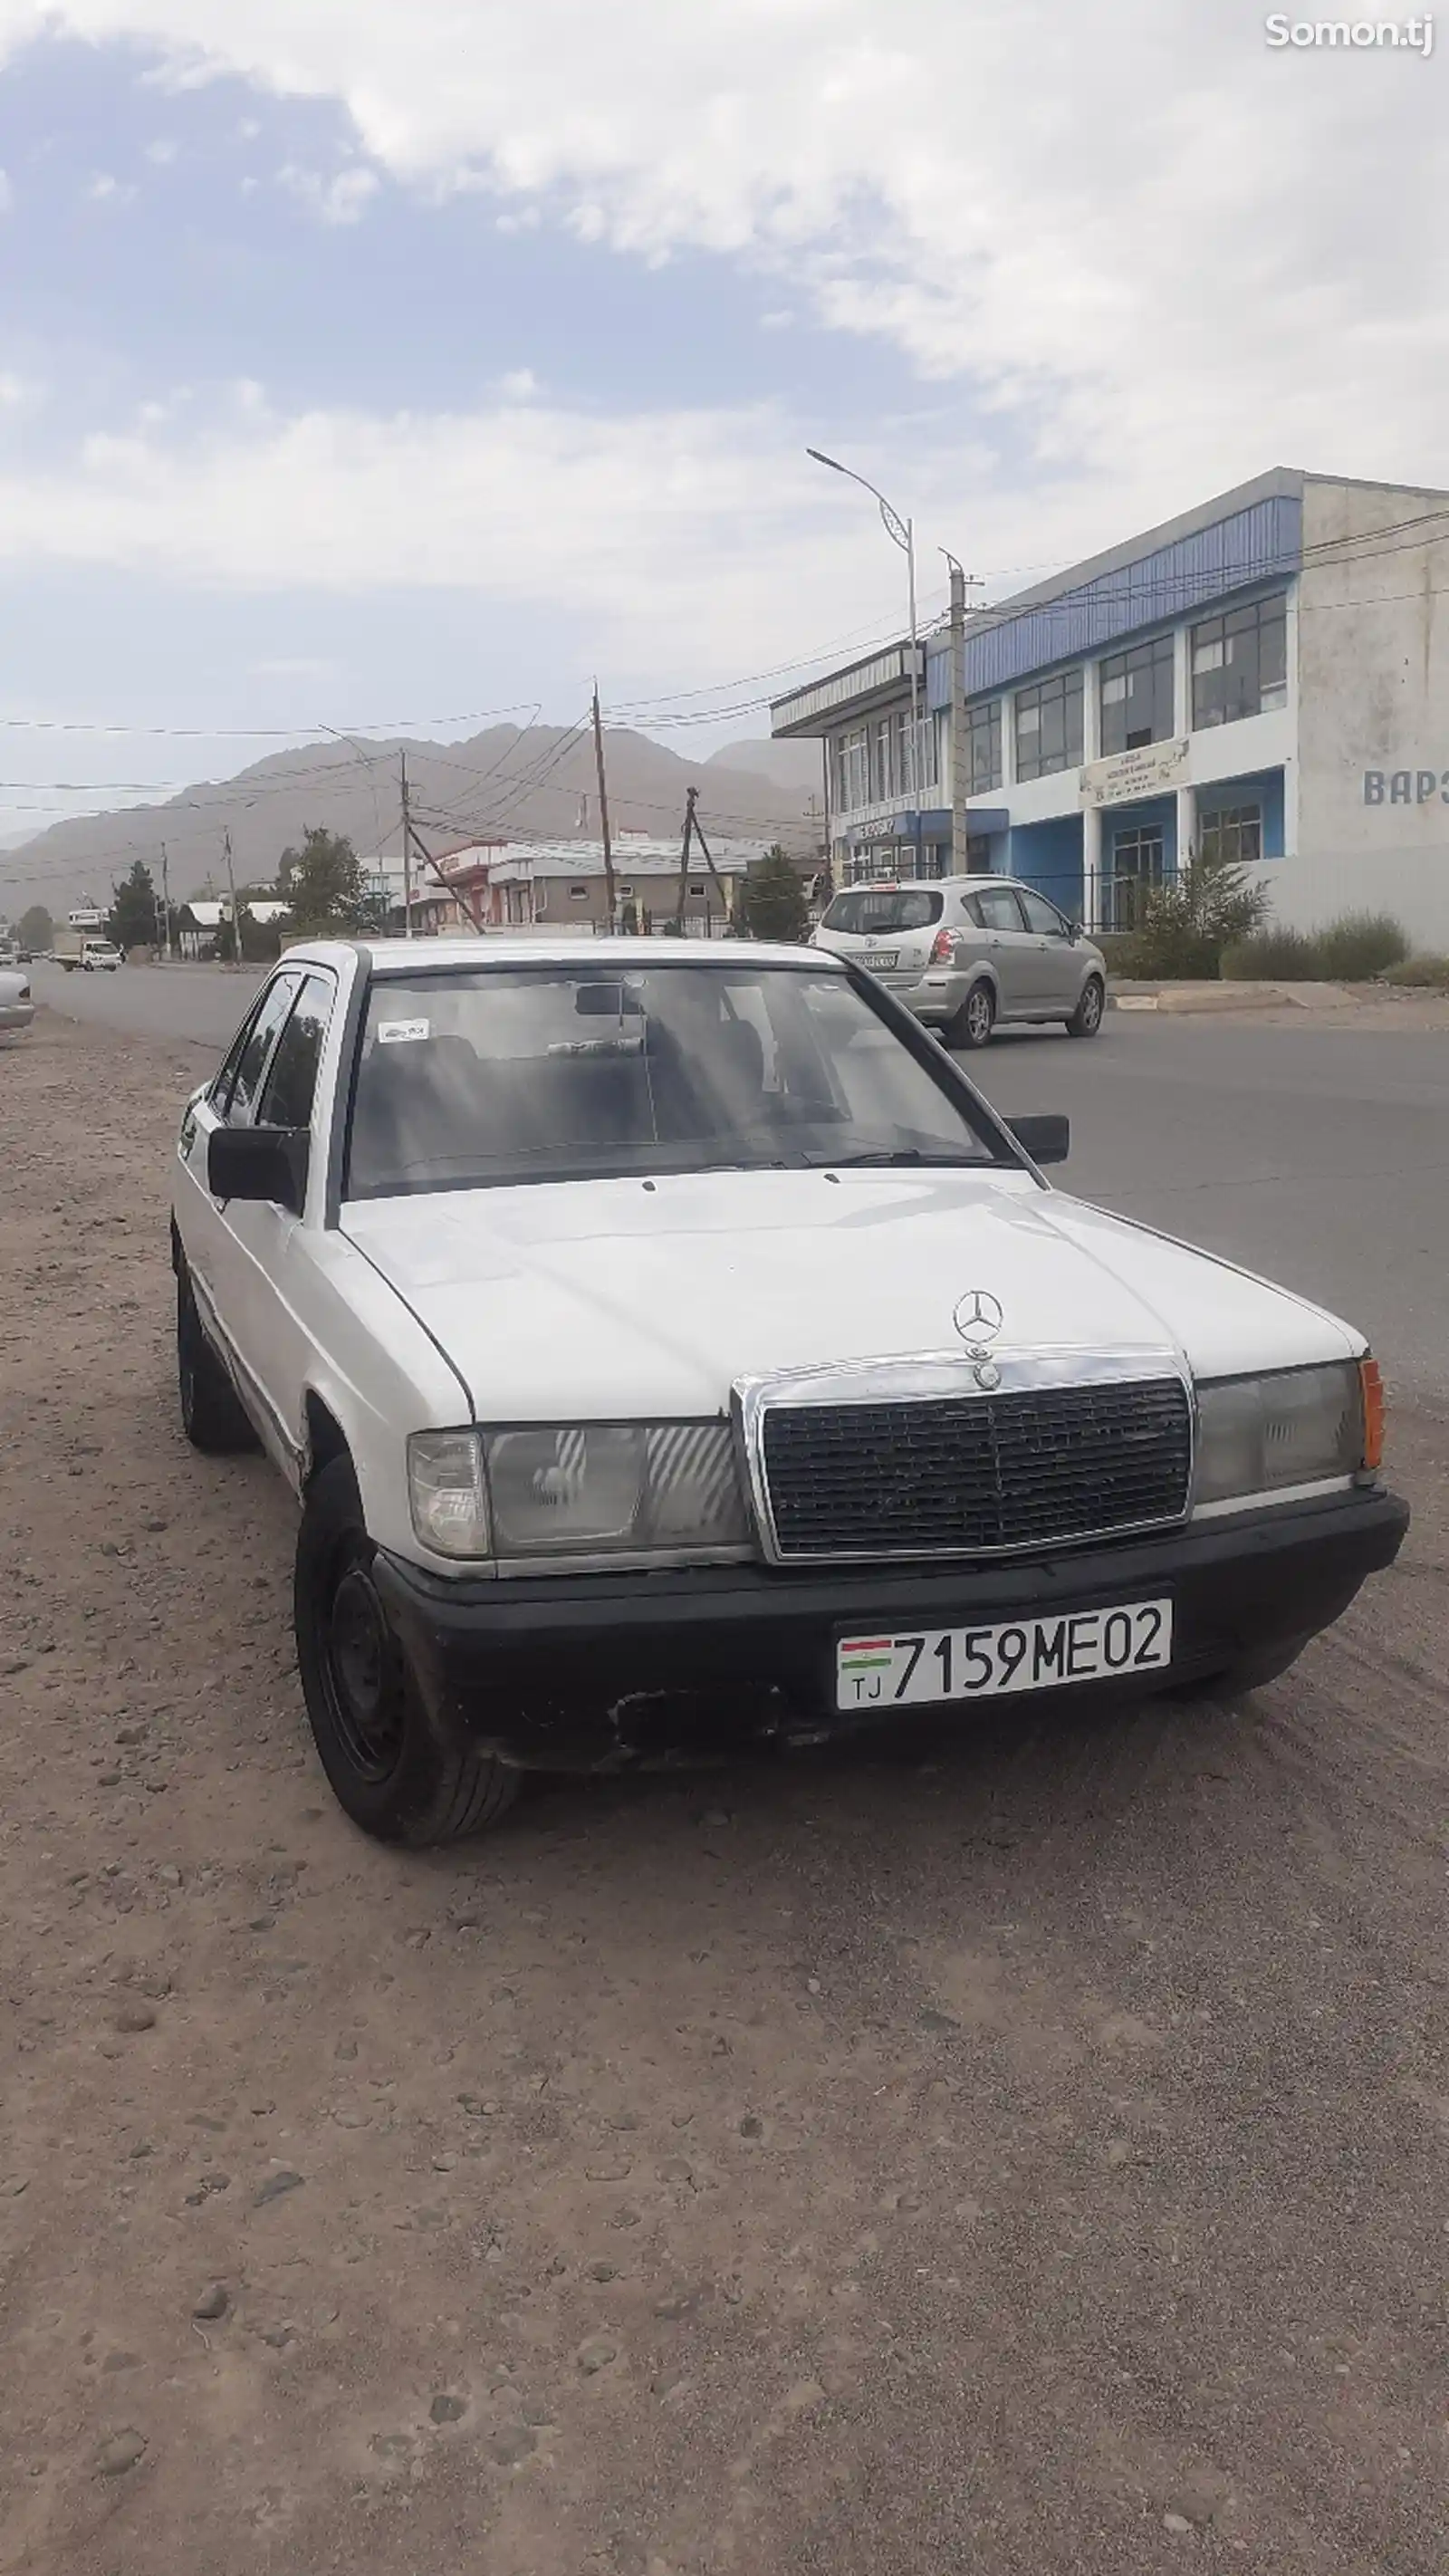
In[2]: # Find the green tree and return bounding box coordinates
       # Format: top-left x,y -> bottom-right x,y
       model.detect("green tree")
735,844 -> 810,945
18,904 -> 53,955
1122,850 -> 1271,981
106,859 -> 160,952
278,826 -> 366,933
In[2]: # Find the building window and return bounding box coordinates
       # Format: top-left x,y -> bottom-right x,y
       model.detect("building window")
688,881 -> 705,898
1191,595 -> 1287,729
834,726 -> 868,813
1198,803 -> 1262,866
1014,668 -> 1084,781
1099,635 -> 1175,755
964,698 -> 1002,794
569,884 -> 589,902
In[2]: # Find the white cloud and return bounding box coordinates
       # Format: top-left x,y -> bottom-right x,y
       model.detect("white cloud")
0,0 -> 1437,524
0,394 -> 967,682
144,136 -> 178,164
499,368 -> 537,402
760,310 -> 794,332
277,160 -> 380,225
0,167 -> 11,212
86,170 -> 138,204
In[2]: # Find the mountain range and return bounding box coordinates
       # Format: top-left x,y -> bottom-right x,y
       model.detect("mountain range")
0,727 -> 826,915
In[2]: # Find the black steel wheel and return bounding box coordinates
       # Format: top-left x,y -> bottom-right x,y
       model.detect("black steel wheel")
293,1455 -> 518,1844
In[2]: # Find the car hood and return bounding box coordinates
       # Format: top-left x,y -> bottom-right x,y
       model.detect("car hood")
341,1168 -> 1361,1423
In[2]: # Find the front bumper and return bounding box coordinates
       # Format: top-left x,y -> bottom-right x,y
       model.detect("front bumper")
372,1485 -> 1409,1773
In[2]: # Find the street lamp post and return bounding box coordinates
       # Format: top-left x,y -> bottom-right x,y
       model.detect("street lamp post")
807,447 -> 923,879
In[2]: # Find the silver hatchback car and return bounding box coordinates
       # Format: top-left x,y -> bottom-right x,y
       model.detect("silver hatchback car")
812,874 -> 1108,1049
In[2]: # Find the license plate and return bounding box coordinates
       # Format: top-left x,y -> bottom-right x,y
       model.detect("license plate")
835,1598 -> 1173,1711
860,950 -> 898,970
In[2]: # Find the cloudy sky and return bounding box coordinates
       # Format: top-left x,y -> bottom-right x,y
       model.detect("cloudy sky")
0,0 -> 1442,841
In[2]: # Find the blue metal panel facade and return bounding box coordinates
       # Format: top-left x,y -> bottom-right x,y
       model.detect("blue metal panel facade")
1009,815 -> 1084,916
926,495 -> 1302,708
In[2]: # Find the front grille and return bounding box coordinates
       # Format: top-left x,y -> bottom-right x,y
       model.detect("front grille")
760,1378 -> 1191,1560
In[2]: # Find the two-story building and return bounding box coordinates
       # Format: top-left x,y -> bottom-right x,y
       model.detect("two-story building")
772,466 -> 1449,945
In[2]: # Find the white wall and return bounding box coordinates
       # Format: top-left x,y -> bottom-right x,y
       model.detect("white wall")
1284,478 -> 1449,946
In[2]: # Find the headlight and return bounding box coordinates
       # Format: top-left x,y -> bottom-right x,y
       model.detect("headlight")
1195,1362 -> 1368,1508
408,1422 -> 749,1562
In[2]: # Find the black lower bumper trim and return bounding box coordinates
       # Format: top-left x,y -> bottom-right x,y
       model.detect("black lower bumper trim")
371,1486 -> 1408,1772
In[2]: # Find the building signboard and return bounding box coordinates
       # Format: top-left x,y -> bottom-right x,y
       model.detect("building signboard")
1080,737 -> 1190,808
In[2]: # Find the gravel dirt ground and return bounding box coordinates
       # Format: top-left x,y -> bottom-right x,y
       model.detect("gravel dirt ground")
3,1009 -> 1448,2576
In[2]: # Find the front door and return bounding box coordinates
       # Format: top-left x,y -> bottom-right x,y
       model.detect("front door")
1015,887 -> 1083,1010
1108,826 -> 1165,931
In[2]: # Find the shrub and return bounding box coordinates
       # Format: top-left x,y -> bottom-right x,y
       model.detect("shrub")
1387,952 -> 1449,989
1312,910 -> 1408,980
1120,853 -> 1270,980
1219,926 -> 1321,979
1220,910 -> 1411,983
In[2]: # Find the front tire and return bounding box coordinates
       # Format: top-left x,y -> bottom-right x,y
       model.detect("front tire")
294,1456 -> 519,1845
1066,975 -> 1105,1039
177,1270 -> 259,1455
947,980 -> 996,1050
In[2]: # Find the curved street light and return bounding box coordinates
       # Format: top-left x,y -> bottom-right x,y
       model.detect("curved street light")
807,447 -> 922,876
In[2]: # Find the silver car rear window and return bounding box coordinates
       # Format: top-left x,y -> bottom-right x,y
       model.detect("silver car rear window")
821,888 -> 945,935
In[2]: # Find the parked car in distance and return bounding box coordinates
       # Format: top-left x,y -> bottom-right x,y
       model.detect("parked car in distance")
168,937 -> 1407,1848
813,875 -> 1108,1048
0,965 -> 34,1035
52,928 -> 121,972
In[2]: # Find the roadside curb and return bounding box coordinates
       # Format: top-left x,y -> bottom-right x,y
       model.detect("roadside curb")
1109,980 -> 1356,1015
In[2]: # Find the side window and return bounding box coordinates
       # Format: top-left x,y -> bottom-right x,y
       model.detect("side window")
219,974 -> 301,1124
1019,889 -> 1068,937
974,886 -> 1028,934
255,973 -> 335,1130
210,1000 -> 265,1112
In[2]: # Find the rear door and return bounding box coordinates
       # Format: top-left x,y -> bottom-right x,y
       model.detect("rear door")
964,883 -> 1039,1016
1015,888 -> 1084,1010
812,884 -> 945,992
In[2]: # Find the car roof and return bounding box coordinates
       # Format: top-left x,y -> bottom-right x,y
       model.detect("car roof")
833,875 -> 1020,897
287,935 -> 845,975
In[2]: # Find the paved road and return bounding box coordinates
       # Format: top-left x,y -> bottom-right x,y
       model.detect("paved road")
32,958 -> 1449,1405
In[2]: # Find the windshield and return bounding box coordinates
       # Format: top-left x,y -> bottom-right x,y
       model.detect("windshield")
344,962 -> 1010,1198
820,888 -> 945,937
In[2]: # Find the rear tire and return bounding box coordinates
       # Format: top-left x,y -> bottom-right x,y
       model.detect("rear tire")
177,1269 -> 260,1455
294,1456 -> 519,1845
1066,976 -> 1105,1039
947,980 -> 995,1050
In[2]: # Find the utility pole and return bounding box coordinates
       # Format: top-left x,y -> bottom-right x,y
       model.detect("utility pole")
158,841 -> 174,961
399,751 -> 414,938
941,553 -> 985,878
673,785 -> 729,935
590,683 -> 617,934
676,785 -> 697,930
221,828 -> 241,967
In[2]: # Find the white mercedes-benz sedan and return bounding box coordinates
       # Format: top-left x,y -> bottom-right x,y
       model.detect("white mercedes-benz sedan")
170,937 -> 1406,1844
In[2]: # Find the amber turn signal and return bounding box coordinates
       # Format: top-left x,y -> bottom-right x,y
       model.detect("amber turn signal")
1358,1357 -> 1385,1471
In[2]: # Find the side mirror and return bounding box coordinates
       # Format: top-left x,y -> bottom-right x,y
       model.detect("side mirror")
208,1124 -> 309,1213
1067,920 -> 1081,944
1007,1113 -> 1070,1167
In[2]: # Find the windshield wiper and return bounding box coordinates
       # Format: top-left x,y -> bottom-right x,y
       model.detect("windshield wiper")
816,1146 -> 989,1168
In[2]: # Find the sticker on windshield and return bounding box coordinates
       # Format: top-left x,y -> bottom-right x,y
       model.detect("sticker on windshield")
377,1018 -> 430,1044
